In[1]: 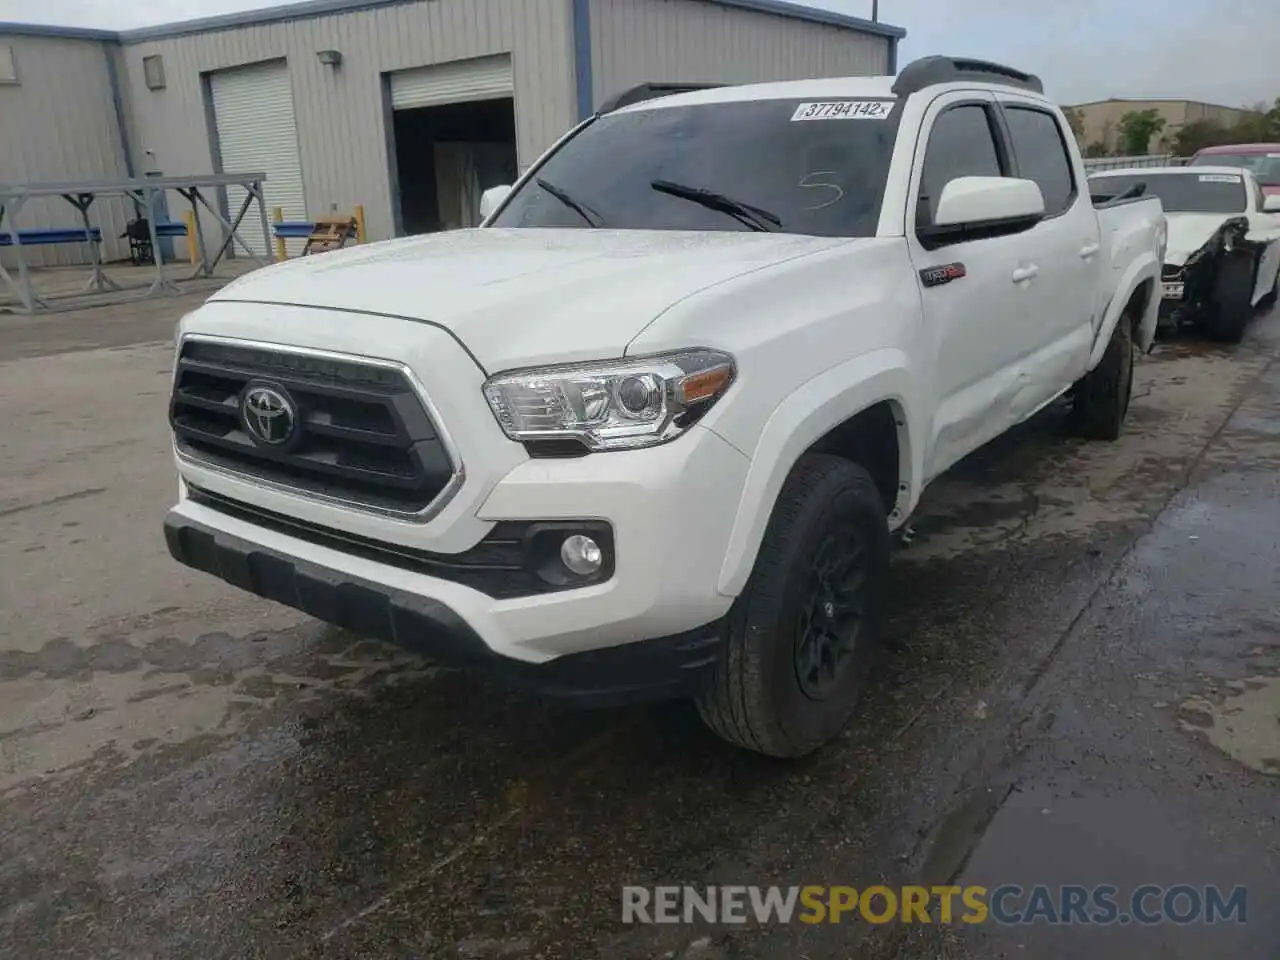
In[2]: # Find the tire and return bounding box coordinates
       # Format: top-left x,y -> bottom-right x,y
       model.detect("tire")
696,454 -> 890,758
1069,313 -> 1135,441
1203,251 -> 1255,343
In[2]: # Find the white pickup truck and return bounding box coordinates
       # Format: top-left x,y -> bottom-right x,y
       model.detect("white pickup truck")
164,56 -> 1166,758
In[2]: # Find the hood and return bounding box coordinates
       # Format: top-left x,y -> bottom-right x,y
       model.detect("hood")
1163,213 -> 1236,266
211,228 -> 852,371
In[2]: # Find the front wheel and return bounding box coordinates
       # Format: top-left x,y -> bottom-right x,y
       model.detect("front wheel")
1069,314 -> 1135,441
696,454 -> 890,758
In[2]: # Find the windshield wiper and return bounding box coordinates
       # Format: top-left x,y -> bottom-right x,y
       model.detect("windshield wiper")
650,179 -> 782,232
535,178 -> 605,228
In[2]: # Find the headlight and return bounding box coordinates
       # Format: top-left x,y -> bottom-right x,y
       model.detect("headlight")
482,349 -> 736,451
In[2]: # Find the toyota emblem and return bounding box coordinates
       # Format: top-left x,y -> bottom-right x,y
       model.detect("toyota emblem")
241,383 -> 297,446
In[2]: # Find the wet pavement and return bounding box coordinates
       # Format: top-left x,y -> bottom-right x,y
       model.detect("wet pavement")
1,292 -> 1278,959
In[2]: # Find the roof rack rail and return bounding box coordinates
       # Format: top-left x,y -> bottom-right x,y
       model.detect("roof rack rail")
597,81 -> 731,115
892,56 -> 1044,96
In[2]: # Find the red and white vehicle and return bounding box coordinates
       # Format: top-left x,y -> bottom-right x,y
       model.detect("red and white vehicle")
1189,142 -> 1280,198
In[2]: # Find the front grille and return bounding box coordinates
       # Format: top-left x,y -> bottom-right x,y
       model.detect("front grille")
170,339 -> 456,516
1161,263 -> 1184,281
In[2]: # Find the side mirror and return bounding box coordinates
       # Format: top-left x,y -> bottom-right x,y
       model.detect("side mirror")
1262,193 -> 1280,213
933,176 -> 1046,227
479,184 -> 513,221
919,176 -> 1045,248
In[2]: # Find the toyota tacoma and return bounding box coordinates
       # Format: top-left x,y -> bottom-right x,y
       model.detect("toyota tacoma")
164,56 -> 1166,757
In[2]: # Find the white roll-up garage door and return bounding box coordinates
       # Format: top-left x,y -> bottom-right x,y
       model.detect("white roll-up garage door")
390,54 -> 513,111
210,60 -> 305,258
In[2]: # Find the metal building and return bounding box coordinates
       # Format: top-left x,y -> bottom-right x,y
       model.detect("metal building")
2,0 -> 905,263
0,29 -> 135,264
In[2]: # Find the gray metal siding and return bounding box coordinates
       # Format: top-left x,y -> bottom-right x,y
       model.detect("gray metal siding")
588,0 -> 890,110
118,0 -> 576,244
0,34 -> 132,267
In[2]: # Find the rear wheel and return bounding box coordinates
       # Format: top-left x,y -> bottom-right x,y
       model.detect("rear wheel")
1069,313 -> 1135,441
696,454 -> 889,758
1203,251 -> 1256,343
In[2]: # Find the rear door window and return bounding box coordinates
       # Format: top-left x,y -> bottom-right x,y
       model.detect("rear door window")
1002,106 -> 1077,216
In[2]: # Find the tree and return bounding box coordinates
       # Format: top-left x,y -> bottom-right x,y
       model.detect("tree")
1117,109 -> 1166,155
1165,98 -> 1280,157
1084,141 -> 1111,158
1228,106 -> 1273,143
1238,100 -> 1280,140
1170,119 -> 1232,156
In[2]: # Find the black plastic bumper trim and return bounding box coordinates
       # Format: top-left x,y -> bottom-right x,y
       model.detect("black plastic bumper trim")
163,512 -> 724,708
184,485 -> 615,599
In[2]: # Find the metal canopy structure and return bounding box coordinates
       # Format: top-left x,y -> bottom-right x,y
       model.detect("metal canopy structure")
0,172 -> 271,314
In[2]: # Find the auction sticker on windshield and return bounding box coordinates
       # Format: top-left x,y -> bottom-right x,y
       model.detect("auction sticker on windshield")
1198,174 -> 1242,183
791,101 -> 894,121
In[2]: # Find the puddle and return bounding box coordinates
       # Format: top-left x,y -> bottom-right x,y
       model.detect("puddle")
1178,675 -> 1280,775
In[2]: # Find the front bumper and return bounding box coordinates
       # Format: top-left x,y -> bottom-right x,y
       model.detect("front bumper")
164,511 -> 724,707
168,304 -> 751,684
172,417 -> 747,660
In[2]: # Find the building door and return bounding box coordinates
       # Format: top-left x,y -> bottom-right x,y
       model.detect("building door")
389,54 -> 513,112
209,59 -> 305,257
388,55 -> 517,234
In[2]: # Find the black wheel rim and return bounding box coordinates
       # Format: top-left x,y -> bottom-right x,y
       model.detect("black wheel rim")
793,523 -> 868,700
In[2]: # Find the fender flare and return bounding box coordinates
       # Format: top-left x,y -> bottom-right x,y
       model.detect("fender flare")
1091,252 -> 1160,367
715,350 -> 915,598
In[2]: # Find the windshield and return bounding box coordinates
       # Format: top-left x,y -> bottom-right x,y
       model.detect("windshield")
1089,172 -> 1247,213
491,99 -> 901,237
1189,152 -> 1280,186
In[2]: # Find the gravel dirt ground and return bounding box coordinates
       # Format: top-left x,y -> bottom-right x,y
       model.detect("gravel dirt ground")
1,289 -> 1277,959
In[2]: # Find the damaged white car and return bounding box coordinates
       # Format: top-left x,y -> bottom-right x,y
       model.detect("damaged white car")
1089,166 -> 1280,342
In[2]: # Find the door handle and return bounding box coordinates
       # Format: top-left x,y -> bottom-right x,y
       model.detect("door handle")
1080,242 -> 1100,259
1011,265 -> 1039,283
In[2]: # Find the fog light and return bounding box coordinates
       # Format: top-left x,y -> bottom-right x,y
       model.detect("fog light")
560,534 -> 603,576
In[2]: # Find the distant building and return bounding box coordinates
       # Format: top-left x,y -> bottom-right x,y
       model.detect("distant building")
1066,98 -> 1262,155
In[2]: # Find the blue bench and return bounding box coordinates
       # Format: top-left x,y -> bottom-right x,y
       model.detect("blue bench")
273,221 -> 316,239
155,222 -> 188,238
0,227 -> 103,247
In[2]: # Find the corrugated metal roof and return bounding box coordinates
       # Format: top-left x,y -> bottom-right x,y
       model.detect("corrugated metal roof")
0,0 -> 905,45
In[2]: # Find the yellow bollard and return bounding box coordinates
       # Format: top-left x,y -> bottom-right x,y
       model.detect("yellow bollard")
353,203 -> 366,243
272,206 -> 286,261
183,209 -> 199,264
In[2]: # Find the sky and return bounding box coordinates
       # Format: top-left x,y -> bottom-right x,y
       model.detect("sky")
0,0 -> 1277,107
